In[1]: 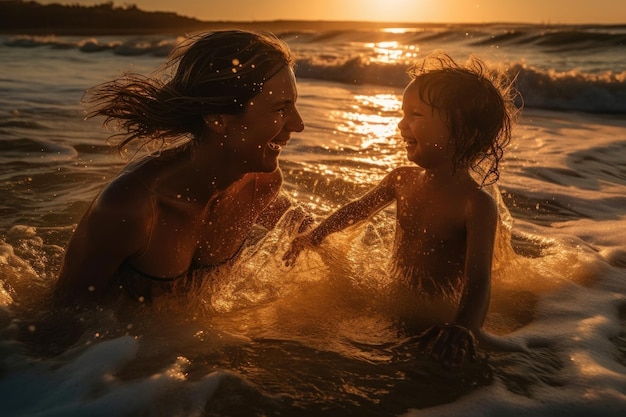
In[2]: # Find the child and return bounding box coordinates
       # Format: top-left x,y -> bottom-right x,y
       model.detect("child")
283,53 -> 517,367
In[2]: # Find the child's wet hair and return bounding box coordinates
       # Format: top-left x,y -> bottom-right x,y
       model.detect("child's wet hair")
407,52 -> 519,185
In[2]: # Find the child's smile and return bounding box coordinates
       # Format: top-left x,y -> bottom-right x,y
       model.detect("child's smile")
398,81 -> 453,169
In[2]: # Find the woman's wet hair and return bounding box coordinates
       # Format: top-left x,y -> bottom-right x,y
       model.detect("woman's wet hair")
84,30 -> 294,151
408,52 -> 520,185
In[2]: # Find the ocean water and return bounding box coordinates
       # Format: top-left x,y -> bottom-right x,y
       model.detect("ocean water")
1,23 -> 625,416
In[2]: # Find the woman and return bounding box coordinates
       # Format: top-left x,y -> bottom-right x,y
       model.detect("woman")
55,30 -> 305,303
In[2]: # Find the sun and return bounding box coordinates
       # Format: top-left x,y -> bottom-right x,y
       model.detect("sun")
359,0 -> 430,23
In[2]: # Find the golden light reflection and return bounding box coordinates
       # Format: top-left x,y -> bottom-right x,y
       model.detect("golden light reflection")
297,91 -> 408,207
355,93 -> 402,113
364,41 -> 419,64
331,94 -> 401,149
381,28 -> 416,34
368,41 -> 399,49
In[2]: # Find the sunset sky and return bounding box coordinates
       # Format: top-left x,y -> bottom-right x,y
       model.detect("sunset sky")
35,0 -> 626,24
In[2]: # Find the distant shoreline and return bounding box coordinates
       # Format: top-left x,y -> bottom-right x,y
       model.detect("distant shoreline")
0,0 -> 444,36
0,20 -> 456,37
1,1 -> 620,37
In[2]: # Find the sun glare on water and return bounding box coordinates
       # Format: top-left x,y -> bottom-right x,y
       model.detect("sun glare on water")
381,28 -> 417,34
365,41 -> 419,64
330,93 -> 403,165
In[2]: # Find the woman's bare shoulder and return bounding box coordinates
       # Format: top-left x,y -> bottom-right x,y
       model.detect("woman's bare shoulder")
91,171 -> 154,220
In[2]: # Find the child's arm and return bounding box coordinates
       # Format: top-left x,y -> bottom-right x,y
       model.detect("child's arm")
455,192 -> 498,332
418,191 -> 498,367
283,171 -> 397,266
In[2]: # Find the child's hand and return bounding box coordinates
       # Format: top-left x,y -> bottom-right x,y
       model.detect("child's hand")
282,233 -> 314,267
416,323 -> 478,368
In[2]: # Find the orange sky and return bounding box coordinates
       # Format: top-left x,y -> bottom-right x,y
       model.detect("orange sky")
36,0 -> 626,24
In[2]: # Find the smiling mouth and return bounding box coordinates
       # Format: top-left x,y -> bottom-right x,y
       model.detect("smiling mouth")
268,139 -> 288,152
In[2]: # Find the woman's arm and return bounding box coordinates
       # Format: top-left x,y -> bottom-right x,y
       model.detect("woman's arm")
55,176 -> 153,301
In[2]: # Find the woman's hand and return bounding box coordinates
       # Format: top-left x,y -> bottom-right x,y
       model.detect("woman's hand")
417,323 -> 478,368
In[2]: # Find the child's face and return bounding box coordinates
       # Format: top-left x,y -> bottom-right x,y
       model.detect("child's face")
398,81 -> 454,169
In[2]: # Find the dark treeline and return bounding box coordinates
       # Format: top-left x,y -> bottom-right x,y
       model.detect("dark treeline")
0,0 -> 211,34
0,1 -> 416,36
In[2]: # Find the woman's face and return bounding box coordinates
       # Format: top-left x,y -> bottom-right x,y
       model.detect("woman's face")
223,67 -> 304,173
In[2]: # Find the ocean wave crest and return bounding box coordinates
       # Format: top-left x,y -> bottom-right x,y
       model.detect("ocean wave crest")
295,57 -> 626,114
4,31 -> 625,114
509,63 -> 626,113
4,34 -> 180,57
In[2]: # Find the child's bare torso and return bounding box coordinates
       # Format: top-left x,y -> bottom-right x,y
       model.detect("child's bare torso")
391,167 -> 481,293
